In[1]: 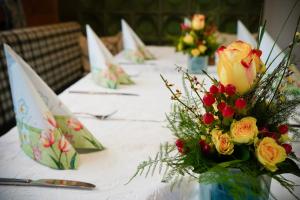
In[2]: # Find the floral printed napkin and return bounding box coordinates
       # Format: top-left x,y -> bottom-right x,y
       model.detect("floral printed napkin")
121,19 -> 155,63
86,25 -> 134,89
4,44 -> 104,170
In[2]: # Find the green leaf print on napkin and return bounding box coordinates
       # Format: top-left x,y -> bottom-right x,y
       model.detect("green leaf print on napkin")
54,115 -> 104,151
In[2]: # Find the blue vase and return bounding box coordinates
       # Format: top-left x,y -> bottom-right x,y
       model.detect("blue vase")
188,56 -> 208,74
199,172 -> 271,200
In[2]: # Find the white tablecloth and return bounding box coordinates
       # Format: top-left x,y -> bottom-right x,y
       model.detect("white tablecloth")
0,46 -> 299,200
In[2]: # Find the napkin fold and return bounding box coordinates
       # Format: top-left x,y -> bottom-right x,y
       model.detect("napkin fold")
259,29 -> 285,73
237,21 -> 285,73
4,44 -> 104,170
121,19 -> 155,63
86,25 -> 134,89
237,20 -> 257,48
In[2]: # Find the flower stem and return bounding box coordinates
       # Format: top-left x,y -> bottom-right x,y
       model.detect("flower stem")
160,74 -> 200,118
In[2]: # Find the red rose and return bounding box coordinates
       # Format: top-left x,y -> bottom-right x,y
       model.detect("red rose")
203,113 -> 215,124
203,93 -> 216,106
258,127 -> 269,133
175,139 -> 184,148
199,140 -> 210,154
282,143 -> 292,154
222,105 -> 235,118
217,101 -> 226,111
225,84 -> 236,96
235,98 -> 247,109
209,85 -> 219,94
278,124 -> 288,134
265,132 -> 279,141
218,83 -> 225,93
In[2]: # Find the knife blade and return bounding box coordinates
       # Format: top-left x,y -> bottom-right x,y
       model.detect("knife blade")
68,90 -> 139,96
0,178 -> 95,189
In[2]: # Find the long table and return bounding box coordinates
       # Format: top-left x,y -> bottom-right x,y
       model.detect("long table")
0,46 -> 299,200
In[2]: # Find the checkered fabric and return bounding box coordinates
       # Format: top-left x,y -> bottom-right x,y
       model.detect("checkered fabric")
0,22 -> 84,135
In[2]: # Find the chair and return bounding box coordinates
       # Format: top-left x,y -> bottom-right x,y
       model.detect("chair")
0,22 -> 84,136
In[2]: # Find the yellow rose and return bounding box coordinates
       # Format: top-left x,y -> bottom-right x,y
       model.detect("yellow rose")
191,48 -> 200,57
217,41 -> 265,94
211,129 -> 234,155
256,137 -> 287,172
183,34 -> 194,45
192,14 -> 205,30
198,45 -> 207,53
230,117 -> 258,144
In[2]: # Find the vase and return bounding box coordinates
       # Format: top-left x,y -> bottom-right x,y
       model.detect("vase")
187,56 -> 208,74
199,171 -> 271,200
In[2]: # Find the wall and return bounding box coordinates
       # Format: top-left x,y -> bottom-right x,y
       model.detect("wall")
59,0 -> 264,45
263,0 -> 300,66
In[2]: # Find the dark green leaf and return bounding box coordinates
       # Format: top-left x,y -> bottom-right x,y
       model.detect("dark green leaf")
70,153 -> 78,169
49,155 -> 63,169
275,158 -> 300,177
234,145 -> 250,161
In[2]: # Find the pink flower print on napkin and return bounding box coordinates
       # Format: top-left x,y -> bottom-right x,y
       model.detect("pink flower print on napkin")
44,112 -> 58,128
40,129 -> 55,148
58,137 -> 70,153
32,146 -> 42,161
101,69 -> 117,82
67,118 -> 83,131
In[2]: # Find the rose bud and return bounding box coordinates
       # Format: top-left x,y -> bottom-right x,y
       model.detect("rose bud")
202,113 -> 215,124
201,143 -> 211,154
278,124 -> 288,134
265,132 -> 279,141
199,140 -> 210,154
218,83 -> 225,93
209,85 -> 219,94
225,84 -> 236,96
175,139 -> 184,148
217,101 -> 226,111
222,105 -> 235,118
258,127 -> 269,133
235,98 -> 247,110
203,93 -> 216,106
282,143 -> 292,154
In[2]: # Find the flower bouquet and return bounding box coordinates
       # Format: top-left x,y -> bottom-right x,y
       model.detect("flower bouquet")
176,14 -> 219,73
129,18 -> 300,199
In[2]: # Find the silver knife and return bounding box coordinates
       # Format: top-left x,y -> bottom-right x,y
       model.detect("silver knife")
68,90 -> 139,96
0,178 -> 95,189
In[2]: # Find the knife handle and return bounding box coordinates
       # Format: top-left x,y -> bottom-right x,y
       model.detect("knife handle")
0,178 -> 31,183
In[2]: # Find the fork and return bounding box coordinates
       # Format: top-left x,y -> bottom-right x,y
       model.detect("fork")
74,110 -> 118,120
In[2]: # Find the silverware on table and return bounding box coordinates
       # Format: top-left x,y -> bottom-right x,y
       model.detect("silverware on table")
68,90 -> 139,96
74,110 -> 118,120
75,112 -> 164,123
118,62 -> 156,66
0,178 -> 95,189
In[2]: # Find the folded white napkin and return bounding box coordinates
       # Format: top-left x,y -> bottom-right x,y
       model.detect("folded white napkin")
237,21 -> 285,73
4,44 -> 104,170
86,25 -> 134,89
237,20 -> 257,48
259,29 -> 285,73
121,19 -> 155,63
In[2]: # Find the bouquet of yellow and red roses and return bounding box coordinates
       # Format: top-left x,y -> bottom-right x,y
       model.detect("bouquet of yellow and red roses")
129,18 -> 300,198
176,14 -> 219,58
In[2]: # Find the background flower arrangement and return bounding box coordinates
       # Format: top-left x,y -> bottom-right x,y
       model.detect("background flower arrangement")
176,14 -> 219,58
129,15 -> 300,199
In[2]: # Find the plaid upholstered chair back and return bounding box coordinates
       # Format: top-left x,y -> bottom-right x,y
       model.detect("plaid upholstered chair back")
0,22 -> 84,136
